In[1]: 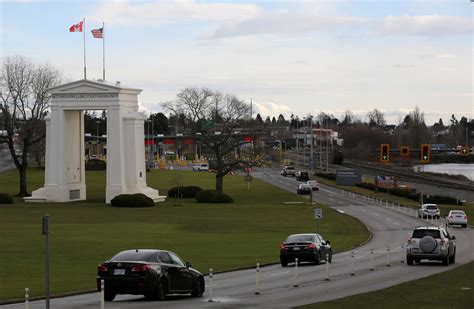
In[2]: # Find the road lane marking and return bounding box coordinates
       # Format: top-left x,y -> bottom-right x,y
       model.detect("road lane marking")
270,271 -> 289,276
361,208 -> 367,211
374,213 -> 380,217
337,210 -> 345,213
395,222 -> 400,226
386,218 -> 392,222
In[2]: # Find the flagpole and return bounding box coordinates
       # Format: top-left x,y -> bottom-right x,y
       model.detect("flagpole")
83,18 -> 87,79
102,22 -> 105,81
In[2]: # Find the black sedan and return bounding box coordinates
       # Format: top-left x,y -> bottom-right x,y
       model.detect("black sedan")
280,233 -> 332,266
97,249 -> 205,301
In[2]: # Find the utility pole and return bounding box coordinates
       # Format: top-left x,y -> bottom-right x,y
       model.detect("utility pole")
296,119 -> 299,167
326,118 -> 329,172
310,116 -> 313,174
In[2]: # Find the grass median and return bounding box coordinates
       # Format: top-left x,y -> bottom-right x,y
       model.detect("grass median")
0,168 -> 369,301
297,261 -> 474,309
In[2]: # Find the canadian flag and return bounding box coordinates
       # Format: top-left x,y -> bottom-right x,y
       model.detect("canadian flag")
69,21 -> 83,32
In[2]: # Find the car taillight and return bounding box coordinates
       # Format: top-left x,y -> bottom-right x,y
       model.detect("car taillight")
280,244 -> 287,251
131,264 -> 152,272
440,239 -> 445,246
448,216 -> 453,219
465,216 -> 468,220
305,243 -> 316,249
97,264 -> 108,272
407,238 -> 412,245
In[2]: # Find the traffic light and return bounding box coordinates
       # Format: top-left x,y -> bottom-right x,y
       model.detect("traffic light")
380,144 -> 390,162
401,146 -> 409,156
460,147 -> 469,156
420,144 -> 430,163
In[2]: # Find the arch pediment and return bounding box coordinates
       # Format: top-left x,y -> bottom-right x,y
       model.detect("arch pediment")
48,79 -> 141,95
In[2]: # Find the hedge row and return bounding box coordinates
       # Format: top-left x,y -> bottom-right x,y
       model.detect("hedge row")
195,190 -> 233,203
110,193 -> 155,207
315,172 -> 336,181
0,193 -> 13,204
168,186 -> 203,198
356,182 -> 461,205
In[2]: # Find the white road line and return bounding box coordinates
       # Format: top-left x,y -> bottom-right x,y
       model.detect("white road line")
337,210 -> 345,213
374,213 -> 380,217
339,201 -> 344,204
319,188 -> 337,195
270,271 -> 289,276
361,208 -> 367,211
387,218 -> 392,222
395,222 -> 400,226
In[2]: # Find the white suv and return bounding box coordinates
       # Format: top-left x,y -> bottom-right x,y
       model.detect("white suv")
193,163 -> 209,171
406,226 -> 456,266
417,204 -> 440,219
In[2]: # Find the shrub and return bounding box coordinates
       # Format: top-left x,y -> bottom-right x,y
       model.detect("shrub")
315,172 -> 337,181
168,187 -> 184,198
0,193 -> 13,204
181,186 -> 203,198
110,193 -> 154,207
195,190 -> 233,203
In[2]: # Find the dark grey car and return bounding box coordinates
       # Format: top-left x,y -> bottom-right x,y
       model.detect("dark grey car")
280,233 -> 332,266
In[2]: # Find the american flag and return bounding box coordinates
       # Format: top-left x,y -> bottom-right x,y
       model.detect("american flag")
91,27 -> 103,39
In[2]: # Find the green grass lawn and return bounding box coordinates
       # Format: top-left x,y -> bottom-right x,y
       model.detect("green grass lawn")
0,168 -> 369,301
297,261 -> 474,309
315,177 -> 474,219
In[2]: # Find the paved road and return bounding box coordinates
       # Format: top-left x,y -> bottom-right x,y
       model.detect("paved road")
3,167 -> 473,308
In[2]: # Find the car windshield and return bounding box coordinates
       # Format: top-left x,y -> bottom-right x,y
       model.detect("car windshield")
451,211 -> 465,215
110,250 -> 156,262
426,205 -> 438,209
286,235 -> 314,243
412,230 -> 441,238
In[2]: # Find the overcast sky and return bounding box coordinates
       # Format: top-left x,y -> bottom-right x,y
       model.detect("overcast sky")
1,0 -> 472,124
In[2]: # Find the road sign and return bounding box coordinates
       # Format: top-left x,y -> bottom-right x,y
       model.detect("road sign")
314,208 -> 323,219
244,175 -> 253,182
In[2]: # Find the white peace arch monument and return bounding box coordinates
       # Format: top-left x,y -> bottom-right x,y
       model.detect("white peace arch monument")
25,79 -> 165,203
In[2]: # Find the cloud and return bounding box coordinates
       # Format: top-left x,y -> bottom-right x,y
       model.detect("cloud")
209,14 -> 367,39
252,101 -> 292,118
380,15 -> 472,36
89,0 -> 261,26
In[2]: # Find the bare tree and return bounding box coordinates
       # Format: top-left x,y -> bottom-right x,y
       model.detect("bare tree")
0,56 -> 61,196
367,109 -> 386,128
163,87 -> 251,194
408,106 -> 429,147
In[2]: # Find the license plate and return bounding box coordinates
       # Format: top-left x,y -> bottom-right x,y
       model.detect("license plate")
114,269 -> 125,275
293,247 -> 300,251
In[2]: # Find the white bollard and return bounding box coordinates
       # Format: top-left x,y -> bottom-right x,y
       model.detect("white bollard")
398,203 -> 400,211
342,190 -> 345,196
100,280 -> 104,309
325,254 -> 330,281
401,244 -> 405,263
386,246 -> 391,267
294,258 -> 299,287
386,200 -> 388,206
351,251 -> 355,275
370,248 -> 374,271
24,288 -> 29,309
208,268 -> 213,302
255,263 -> 260,295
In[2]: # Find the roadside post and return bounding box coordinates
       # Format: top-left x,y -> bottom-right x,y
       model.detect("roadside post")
24,288 -> 29,309
386,246 -> 391,267
294,258 -> 299,287
325,254 -> 330,281
255,263 -> 260,295
370,248 -> 374,270
314,208 -> 323,234
350,252 -> 355,275
309,190 -> 313,204
42,214 -> 50,309
208,268 -> 213,302
244,174 -> 253,190
100,280 -> 104,309
401,244 -> 405,263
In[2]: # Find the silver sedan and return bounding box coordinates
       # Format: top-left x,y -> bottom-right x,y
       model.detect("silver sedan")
447,210 -> 468,228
